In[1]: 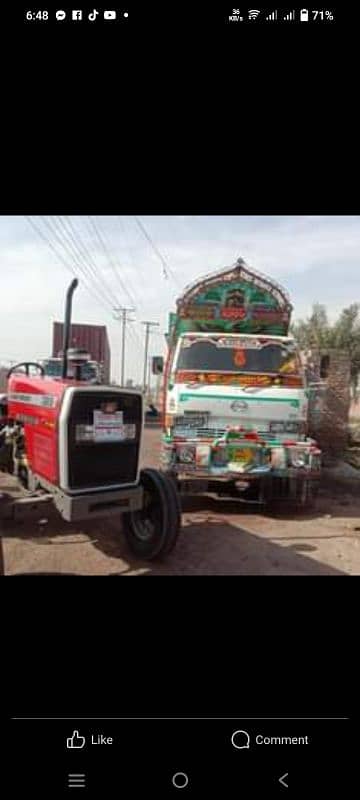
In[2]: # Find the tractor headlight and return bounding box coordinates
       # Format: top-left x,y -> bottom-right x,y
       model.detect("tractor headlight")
76,424 -> 94,443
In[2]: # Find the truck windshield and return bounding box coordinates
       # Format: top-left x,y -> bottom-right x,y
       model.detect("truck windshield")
176,337 -> 301,374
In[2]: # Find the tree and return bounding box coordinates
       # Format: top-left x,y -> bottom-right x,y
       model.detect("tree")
291,302 -> 360,398
333,304 -> 360,397
291,303 -> 334,350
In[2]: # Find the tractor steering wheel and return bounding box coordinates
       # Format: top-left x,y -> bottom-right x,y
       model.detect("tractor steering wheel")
7,362 -> 45,378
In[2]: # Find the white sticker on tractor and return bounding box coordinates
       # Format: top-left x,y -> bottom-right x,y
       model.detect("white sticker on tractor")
93,409 -> 124,442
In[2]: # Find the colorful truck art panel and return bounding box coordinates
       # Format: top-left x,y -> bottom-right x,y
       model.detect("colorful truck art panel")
168,259 -> 293,343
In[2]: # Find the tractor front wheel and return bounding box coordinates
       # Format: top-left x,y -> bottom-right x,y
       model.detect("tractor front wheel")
122,468 -> 181,560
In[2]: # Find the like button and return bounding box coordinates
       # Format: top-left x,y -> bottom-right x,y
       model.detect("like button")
67,730 -> 86,749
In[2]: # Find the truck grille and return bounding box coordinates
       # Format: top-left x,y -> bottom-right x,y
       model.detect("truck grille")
67,391 -> 142,490
193,427 -> 227,439
174,426 -> 274,440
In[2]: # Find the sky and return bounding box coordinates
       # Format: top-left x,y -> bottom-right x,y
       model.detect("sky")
0,215 -> 359,384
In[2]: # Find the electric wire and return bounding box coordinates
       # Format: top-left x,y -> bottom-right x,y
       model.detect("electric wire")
44,216 -> 120,312
133,216 -> 181,287
24,216 -> 150,385
86,216 -> 146,353
25,216 -> 114,315
39,216 -> 118,315
88,216 -> 138,308
59,215 -> 122,310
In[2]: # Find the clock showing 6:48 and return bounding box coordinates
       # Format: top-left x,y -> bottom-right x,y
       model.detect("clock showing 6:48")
25,10 -> 49,21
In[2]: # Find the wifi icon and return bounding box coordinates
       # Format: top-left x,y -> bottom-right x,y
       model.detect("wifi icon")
248,9 -> 260,19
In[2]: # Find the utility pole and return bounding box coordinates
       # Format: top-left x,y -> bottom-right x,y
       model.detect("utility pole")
141,321 -> 159,392
147,357 -> 151,401
114,307 -> 135,386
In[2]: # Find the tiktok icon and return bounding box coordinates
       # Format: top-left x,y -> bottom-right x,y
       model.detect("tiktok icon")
88,9 -> 99,21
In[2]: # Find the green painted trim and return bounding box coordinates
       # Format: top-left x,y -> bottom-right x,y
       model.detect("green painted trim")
179,393 -> 300,408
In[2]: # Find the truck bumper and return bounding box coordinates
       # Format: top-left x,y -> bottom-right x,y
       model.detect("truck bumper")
161,435 -> 322,483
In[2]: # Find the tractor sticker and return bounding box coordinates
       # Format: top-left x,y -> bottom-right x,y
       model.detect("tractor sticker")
8,392 -> 57,408
93,409 -> 125,442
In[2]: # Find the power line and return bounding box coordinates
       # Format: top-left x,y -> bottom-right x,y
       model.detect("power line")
87,216 -> 146,356
87,216 -> 138,308
60,216 -> 121,309
50,216 -> 119,311
24,216 -> 154,386
134,216 -> 180,286
25,216 -> 106,313
80,216 -> 147,357
116,216 -> 148,286
38,216 -> 116,315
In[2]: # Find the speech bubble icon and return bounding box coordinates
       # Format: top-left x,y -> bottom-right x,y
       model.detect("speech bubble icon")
231,729 -> 250,749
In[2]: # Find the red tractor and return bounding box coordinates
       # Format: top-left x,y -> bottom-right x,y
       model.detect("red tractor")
0,279 -> 180,560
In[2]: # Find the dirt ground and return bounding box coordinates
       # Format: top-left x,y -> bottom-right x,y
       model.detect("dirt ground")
1,428 -> 360,576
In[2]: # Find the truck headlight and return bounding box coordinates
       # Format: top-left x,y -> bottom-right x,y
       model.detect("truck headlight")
292,455 -> 306,468
177,445 -> 196,463
288,448 -> 308,468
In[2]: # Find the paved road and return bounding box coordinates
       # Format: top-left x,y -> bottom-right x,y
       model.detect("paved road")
1,429 -> 360,575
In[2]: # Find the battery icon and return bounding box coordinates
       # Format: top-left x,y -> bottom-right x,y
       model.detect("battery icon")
300,9 -> 309,21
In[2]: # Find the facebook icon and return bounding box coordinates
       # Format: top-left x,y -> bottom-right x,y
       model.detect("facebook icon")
72,10 -> 83,20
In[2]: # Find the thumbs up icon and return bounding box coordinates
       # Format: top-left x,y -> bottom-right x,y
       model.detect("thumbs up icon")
67,730 -> 86,749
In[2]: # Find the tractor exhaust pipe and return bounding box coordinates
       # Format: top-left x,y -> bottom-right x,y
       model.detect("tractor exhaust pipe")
62,278 -> 78,379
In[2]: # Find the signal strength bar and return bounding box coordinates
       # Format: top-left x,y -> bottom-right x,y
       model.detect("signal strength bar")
283,10 -> 295,21
266,10 -> 277,20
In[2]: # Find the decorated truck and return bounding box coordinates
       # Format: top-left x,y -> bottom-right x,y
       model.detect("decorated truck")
159,257 -> 321,506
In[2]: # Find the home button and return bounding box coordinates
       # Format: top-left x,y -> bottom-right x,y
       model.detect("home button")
172,772 -> 189,789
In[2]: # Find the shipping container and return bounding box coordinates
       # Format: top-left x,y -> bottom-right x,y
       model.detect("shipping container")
52,322 -> 111,383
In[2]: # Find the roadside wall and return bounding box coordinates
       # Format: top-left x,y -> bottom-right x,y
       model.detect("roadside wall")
306,349 -> 351,455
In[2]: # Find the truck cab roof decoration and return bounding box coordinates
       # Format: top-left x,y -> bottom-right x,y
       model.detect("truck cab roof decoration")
177,258 -> 292,313
170,258 -> 293,342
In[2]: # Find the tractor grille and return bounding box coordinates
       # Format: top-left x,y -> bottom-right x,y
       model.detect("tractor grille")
67,391 -> 142,490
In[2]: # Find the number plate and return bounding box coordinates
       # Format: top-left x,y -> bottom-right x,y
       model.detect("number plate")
229,447 -> 254,462
176,413 -> 208,428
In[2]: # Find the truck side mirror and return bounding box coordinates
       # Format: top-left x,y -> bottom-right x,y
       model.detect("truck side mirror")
152,356 -> 164,375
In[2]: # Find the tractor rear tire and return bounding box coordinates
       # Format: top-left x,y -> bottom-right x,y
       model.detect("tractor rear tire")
122,468 -> 181,560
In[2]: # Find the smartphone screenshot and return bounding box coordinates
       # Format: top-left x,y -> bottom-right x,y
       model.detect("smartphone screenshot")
1,6 -> 357,798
